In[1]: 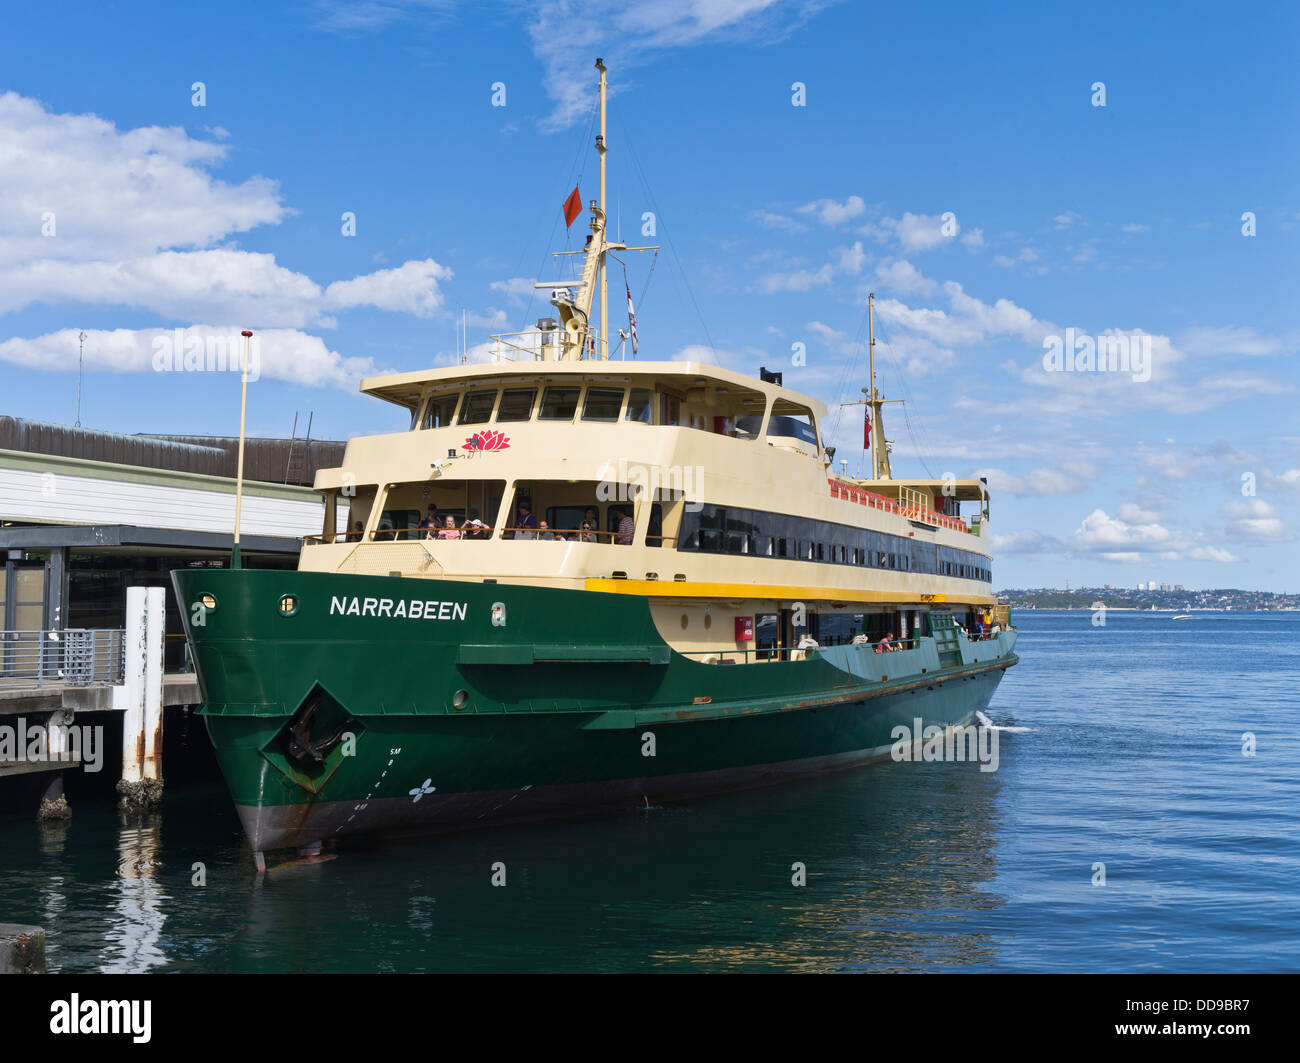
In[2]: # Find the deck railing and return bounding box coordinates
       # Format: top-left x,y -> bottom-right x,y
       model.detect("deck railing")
680,637 -> 924,665
827,478 -> 972,534
307,528 -> 678,547
0,629 -> 125,689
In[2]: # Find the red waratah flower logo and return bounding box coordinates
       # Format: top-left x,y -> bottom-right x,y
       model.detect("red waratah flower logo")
464,430 -> 510,452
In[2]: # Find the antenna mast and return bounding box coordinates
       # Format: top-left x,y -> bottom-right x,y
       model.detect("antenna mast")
864,292 -> 894,480
596,57 -> 608,360
75,330 -> 86,427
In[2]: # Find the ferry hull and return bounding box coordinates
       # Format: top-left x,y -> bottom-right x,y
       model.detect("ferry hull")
174,568 -> 1017,853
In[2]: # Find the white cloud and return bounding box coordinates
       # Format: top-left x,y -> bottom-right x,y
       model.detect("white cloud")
1074,508 -> 1175,550
833,241 -> 867,275
960,227 -> 984,248
526,0 -> 812,131
975,466 -> 1093,496
324,258 -> 452,318
992,529 -> 1062,554
891,212 -> 952,253
489,276 -> 538,306
0,250 -> 451,326
1120,223 -> 1150,233
797,195 -> 867,227
0,91 -> 286,269
1186,545 -> 1240,562
310,0 -> 455,33
1116,502 -> 1162,525
748,209 -> 807,233
1053,211 -> 1082,230
0,326 -> 383,389
755,263 -> 833,292
1220,498 -> 1290,542
1178,325 -> 1286,358
0,91 -> 452,328
874,258 -> 939,297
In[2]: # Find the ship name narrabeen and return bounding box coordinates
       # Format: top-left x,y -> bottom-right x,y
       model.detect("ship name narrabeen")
329,595 -> 468,621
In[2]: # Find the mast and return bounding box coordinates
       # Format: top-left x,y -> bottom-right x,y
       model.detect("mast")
597,58 -> 608,360
865,292 -> 892,480
539,59 -> 657,362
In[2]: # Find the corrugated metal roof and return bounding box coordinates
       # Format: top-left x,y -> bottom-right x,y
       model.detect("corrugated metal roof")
0,417 -> 345,485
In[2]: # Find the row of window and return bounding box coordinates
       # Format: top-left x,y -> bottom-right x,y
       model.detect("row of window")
677,504 -> 992,582
416,383 -> 817,443
419,385 -> 660,430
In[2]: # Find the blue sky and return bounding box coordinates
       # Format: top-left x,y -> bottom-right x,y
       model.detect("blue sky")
1,0 -> 1296,590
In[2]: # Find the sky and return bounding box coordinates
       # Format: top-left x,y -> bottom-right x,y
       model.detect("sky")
1,0 -> 1296,591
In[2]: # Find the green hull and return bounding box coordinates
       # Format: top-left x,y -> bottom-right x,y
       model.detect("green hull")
172,568 -> 1018,852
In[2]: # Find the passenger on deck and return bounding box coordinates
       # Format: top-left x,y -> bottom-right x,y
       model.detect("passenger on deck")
615,509 -> 634,545
538,521 -> 560,541
349,520 -> 365,541
875,633 -> 893,653
579,521 -> 597,543
583,507 -> 598,535
515,502 -> 539,540
438,515 -> 460,540
463,510 -> 490,539
418,504 -> 440,534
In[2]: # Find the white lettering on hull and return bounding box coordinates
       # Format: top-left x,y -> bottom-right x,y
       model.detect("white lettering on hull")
328,595 -> 469,621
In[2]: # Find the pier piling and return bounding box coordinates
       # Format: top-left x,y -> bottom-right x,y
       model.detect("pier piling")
115,586 -> 166,812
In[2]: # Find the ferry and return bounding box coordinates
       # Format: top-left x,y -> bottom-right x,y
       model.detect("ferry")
173,60 -> 1018,864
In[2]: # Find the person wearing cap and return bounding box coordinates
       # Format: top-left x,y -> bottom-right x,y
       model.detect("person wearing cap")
515,500 -> 538,540
463,508 -> 491,540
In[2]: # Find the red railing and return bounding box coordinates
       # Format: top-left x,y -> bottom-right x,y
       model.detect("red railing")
826,478 -> 969,532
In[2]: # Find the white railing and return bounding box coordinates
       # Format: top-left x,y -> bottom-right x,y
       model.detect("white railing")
0,629 -> 125,689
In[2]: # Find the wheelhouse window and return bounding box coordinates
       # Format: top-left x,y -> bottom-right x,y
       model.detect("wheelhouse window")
458,389 -> 498,425
420,393 -> 459,430
582,387 -> 625,422
539,386 -> 581,420
626,388 -> 653,423
766,412 -> 817,447
496,387 -> 538,422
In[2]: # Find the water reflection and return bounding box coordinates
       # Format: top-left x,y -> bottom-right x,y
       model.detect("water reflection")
221,759 -> 1006,973
100,815 -> 169,973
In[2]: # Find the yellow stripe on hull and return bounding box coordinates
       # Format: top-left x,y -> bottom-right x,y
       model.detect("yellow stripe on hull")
584,578 -> 996,607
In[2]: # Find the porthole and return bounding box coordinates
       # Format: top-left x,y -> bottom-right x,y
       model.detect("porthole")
452,689 -> 469,708
680,613 -> 689,630
199,593 -> 217,611
278,594 -> 299,617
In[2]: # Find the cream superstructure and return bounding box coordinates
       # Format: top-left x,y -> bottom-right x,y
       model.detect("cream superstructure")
299,57 -> 999,658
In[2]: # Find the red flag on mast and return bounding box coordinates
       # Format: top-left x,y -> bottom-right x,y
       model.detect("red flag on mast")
864,408 -> 872,449
562,186 -> 582,228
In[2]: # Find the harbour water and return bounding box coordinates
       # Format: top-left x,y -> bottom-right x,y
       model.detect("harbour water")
1,610 -> 1296,972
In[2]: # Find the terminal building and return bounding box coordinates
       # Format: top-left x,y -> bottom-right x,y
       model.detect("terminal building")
0,415 -> 345,684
